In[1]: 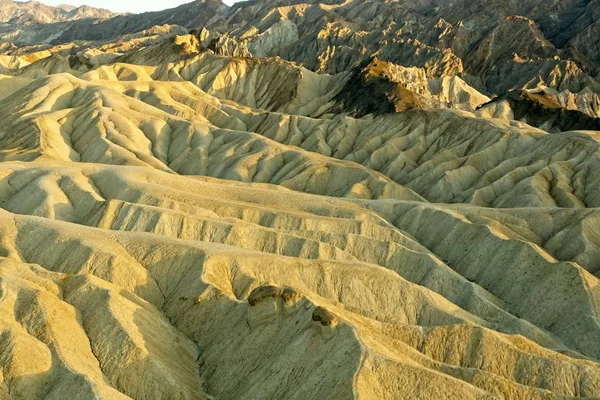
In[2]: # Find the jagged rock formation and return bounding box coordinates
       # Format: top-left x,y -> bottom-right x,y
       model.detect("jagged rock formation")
51,0 -> 228,44
0,0 -> 226,46
2,0 -> 600,118
477,88 -> 600,132
0,1 -> 599,399
212,0 -> 600,118
332,58 -> 490,116
0,0 -> 119,24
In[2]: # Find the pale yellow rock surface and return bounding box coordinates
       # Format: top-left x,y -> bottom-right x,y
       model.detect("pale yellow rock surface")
0,160 -> 599,399
0,30 -> 599,400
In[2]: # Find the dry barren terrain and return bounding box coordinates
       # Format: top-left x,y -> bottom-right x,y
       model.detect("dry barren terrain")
0,0 -> 599,399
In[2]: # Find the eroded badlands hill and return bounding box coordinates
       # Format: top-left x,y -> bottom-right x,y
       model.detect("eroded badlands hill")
2,0 -> 600,120
0,3 -> 599,400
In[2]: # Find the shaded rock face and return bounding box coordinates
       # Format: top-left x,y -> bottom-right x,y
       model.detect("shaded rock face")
332,58 -> 489,116
478,89 -> 600,132
52,0 -> 227,44
332,59 -> 406,117
208,36 -> 253,58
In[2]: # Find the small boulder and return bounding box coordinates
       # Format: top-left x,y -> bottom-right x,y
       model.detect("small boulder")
248,285 -> 279,306
312,306 -> 337,327
247,285 -> 301,306
281,287 -> 301,304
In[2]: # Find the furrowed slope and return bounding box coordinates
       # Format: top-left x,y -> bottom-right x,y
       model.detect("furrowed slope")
0,11 -> 599,399
2,66 -> 600,208
0,73 -> 423,201
0,162 -> 599,399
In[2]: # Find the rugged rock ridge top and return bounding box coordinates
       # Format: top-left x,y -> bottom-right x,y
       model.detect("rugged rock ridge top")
4,0 -> 598,124
0,0 -> 121,23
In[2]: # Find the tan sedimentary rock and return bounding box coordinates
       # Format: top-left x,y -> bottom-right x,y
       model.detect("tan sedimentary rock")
0,1 -> 599,398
